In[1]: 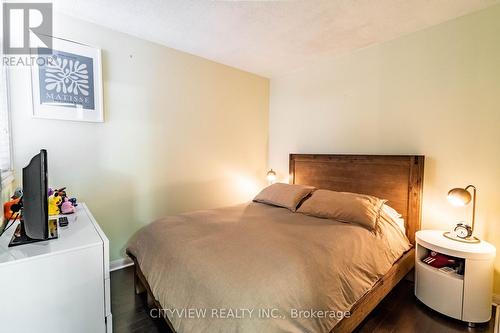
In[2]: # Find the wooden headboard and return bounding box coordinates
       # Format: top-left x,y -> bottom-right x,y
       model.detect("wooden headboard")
289,154 -> 425,244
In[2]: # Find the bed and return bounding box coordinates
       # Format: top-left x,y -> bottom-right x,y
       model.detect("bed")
127,154 -> 425,333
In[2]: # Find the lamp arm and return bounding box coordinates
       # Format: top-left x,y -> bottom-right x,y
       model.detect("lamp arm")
465,185 -> 476,233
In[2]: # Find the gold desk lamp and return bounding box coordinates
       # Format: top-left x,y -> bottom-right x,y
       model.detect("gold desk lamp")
443,185 -> 480,243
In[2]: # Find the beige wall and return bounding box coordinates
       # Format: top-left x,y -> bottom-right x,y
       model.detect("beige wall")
269,5 -> 500,293
9,14 -> 269,261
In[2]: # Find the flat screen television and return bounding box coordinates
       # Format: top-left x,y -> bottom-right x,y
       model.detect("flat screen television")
22,149 -> 49,239
8,149 -> 57,247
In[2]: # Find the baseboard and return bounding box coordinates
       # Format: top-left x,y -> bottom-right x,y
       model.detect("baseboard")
494,294 -> 500,306
110,257 -> 134,272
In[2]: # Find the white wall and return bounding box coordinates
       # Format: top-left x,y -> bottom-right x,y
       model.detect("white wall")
269,5 -> 500,292
9,14 -> 269,260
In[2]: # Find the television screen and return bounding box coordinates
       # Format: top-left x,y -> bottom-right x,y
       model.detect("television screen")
22,149 -> 48,240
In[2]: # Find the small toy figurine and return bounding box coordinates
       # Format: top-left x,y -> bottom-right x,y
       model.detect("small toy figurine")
12,187 -> 23,199
3,188 -> 23,220
47,187 -> 78,215
60,197 -> 76,214
68,198 -> 78,207
53,187 -> 67,198
48,194 -> 62,216
3,197 -> 21,220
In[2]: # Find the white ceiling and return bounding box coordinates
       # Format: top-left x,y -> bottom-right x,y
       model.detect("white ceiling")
53,0 -> 499,78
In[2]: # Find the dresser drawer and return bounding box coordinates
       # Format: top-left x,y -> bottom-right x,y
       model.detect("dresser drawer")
415,260 -> 463,320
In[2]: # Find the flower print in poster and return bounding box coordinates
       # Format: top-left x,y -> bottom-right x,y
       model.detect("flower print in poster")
31,37 -> 103,122
39,50 -> 95,110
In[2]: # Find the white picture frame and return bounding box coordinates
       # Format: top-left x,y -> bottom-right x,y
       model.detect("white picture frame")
31,37 -> 104,122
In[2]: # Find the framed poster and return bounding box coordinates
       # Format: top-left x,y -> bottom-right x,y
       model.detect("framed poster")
31,37 -> 103,122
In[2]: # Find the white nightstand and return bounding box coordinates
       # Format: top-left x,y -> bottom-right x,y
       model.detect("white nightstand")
415,230 -> 496,326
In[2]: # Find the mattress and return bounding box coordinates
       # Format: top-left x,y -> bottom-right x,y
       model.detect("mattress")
127,202 -> 411,333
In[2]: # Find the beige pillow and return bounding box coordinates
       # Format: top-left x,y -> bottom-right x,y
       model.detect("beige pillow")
297,189 -> 386,230
253,183 -> 316,211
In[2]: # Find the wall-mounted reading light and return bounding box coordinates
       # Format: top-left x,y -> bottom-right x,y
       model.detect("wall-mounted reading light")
266,169 -> 277,184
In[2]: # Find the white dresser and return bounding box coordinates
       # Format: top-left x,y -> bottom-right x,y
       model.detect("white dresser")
415,230 -> 496,325
0,203 -> 111,333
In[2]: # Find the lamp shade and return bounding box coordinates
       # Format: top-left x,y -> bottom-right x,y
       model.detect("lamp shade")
266,169 -> 277,183
447,188 -> 472,206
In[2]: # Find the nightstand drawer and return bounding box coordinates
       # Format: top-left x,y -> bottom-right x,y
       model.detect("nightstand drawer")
415,260 -> 463,320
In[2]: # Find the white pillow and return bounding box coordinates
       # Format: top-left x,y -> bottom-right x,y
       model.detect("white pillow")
382,204 -> 405,233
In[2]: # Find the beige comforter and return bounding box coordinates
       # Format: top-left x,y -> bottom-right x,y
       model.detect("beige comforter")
127,202 -> 410,333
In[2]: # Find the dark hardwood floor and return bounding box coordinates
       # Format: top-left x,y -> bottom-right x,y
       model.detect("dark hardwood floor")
111,266 -> 497,333
111,266 -> 170,333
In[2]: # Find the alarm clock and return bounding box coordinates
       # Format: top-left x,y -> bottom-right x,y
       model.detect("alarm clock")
453,223 -> 472,239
